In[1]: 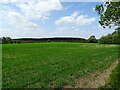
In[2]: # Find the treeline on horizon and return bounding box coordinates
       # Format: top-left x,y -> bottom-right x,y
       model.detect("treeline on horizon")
1,29 -> 120,44
1,36 -> 98,44
99,29 -> 120,44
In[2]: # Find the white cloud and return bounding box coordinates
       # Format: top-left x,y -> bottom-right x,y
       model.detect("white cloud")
55,11 -> 96,27
1,0 -> 63,27
1,1 -> 114,39
1,0 -> 63,38
1,0 -> 17,3
8,11 -> 39,30
92,8 -> 95,11
0,10 -> 3,25
76,15 -> 96,26
2,0 -> 62,20
55,15 -> 75,26
17,0 -> 62,19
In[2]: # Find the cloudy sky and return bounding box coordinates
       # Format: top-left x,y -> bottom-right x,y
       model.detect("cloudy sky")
0,0 -> 115,39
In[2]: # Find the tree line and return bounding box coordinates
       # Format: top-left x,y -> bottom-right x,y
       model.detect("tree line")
1,37 -> 20,44
99,28 -> 120,44
1,27 -> 119,44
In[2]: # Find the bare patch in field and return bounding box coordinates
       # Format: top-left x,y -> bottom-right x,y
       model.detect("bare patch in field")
5,55 -> 17,58
95,45 -> 117,48
63,60 -> 118,88
80,45 -> 88,46
93,52 -> 106,56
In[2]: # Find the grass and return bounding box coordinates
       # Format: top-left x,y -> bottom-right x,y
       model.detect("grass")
100,63 -> 120,89
2,42 -> 118,88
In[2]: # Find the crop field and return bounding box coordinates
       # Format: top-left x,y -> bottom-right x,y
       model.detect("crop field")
2,43 -> 118,88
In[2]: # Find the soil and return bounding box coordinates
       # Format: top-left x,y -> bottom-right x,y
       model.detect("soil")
63,60 -> 119,88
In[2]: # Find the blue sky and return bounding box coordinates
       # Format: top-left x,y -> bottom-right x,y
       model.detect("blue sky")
0,0 -> 115,39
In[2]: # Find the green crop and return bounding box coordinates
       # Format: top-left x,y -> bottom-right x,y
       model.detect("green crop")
2,43 -> 118,88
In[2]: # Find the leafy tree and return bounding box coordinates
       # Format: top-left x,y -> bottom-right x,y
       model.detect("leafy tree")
2,37 -> 12,44
2,37 -> 20,44
6,37 -> 12,44
2,37 -> 7,44
99,36 -> 106,44
0,38 -> 2,44
112,28 -> 120,44
95,0 -> 120,44
99,30 -> 120,44
106,34 -> 113,44
88,35 -> 97,43
95,1 -> 120,28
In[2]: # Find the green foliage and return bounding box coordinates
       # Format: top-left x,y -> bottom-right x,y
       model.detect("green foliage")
95,1 -> 120,28
98,30 -> 120,44
96,1 -> 120,44
88,35 -> 98,43
100,63 -> 120,88
2,43 -> 118,88
2,37 -> 20,44
47,40 -> 51,42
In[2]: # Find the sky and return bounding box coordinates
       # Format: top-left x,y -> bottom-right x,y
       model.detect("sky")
0,0 -> 116,39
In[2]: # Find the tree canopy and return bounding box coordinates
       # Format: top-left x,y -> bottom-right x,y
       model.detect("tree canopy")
95,0 -> 120,44
88,35 -> 98,43
98,30 -> 120,44
95,1 -> 120,28
2,37 -> 20,44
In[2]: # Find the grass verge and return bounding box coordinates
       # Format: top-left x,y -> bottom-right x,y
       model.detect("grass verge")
100,61 -> 120,89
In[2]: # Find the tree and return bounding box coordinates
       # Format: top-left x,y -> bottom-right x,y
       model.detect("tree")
2,37 -> 7,44
2,37 -> 12,44
99,36 -> 107,44
95,1 -> 120,44
6,37 -> 12,44
98,30 -> 120,44
106,34 -> 113,44
88,35 -> 97,43
112,28 -> 120,44
2,37 -> 20,44
95,1 -> 120,28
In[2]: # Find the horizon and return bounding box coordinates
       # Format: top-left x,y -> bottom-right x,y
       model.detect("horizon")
0,0 -> 116,39
0,36 -> 104,39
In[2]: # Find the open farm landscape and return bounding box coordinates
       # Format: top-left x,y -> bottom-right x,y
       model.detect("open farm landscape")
1,0 -> 120,89
2,43 -> 118,88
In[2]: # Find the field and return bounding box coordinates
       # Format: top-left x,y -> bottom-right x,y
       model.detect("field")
100,63 -> 120,88
2,43 -> 118,88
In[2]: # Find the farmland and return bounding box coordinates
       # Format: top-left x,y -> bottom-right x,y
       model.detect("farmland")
2,43 -> 118,88
100,63 -> 120,88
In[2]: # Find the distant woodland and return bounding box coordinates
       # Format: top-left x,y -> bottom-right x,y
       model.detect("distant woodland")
1,29 -> 119,44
